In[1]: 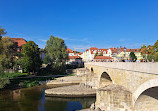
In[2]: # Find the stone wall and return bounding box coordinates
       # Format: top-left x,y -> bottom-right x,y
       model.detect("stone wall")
95,85 -> 133,111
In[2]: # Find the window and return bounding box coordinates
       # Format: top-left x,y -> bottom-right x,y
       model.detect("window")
17,48 -> 20,52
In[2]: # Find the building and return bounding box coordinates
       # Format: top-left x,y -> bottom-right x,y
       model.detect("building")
68,56 -> 82,63
93,56 -> 113,62
82,47 -> 112,62
66,48 -> 75,56
11,38 -> 27,52
116,49 -> 143,61
66,48 -> 83,67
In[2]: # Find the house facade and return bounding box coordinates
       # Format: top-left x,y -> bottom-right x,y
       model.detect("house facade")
82,47 -> 112,62
93,56 -> 113,62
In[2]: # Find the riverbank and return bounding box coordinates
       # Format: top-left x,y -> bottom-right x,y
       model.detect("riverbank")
45,85 -> 96,97
46,75 -> 81,85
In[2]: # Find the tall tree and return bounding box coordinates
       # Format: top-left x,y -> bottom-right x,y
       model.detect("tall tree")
22,41 -> 41,74
129,52 -> 137,62
154,40 -> 158,52
45,35 -> 68,74
0,36 -> 14,71
0,26 -> 7,54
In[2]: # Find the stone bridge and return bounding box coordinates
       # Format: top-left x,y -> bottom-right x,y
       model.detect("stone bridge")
83,62 -> 158,111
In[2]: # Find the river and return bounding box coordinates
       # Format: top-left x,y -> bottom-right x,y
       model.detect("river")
0,86 -> 95,111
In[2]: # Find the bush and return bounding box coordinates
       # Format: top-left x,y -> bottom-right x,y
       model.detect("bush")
19,80 -> 40,88
0,72 -> 10,89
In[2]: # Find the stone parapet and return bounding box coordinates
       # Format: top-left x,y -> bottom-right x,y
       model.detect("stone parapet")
85,62 -> 158,74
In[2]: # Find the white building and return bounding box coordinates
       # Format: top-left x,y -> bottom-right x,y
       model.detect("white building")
81,47 -> 112,62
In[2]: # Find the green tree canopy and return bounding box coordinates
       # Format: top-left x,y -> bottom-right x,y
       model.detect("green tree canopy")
154,40 -> 158,52
129,52 -> 137,62
94,52 -> 98,57
44,35 -> 68,74
0,26 -> 6,39
22,41 -> 41,74
0,36 -> 14,71
99,52 -> 103,56
0,26 -> 7,54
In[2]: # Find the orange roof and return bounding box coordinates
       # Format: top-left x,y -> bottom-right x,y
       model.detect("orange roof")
110,47 -> 127,54
69,56 -> 82,59
88,47 -> 108,54
11,38 -> 27,47
90,47 -> 98,50
94,56 -> 113,59
66,48 -> 73,53
126,49 -> 139,52
78,52 -> 82,55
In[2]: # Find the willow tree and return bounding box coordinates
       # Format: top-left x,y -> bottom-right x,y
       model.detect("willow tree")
44,35 -> 68,74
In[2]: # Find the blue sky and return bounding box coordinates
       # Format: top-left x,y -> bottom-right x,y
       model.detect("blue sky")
0,0 -> 158,51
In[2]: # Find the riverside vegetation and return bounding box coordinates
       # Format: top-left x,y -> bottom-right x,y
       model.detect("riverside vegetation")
0,26 -> 69,90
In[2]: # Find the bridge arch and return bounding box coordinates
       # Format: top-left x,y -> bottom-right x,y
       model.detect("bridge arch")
133,78 -> 158,105
91,67 -> 94,73
99,72 -> 113,88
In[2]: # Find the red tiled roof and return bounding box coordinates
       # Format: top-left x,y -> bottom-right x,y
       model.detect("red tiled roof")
78,52 -> 82,55
126,49 -> 139,52
69,56 -> 82,59
88,47 -> 108,54
11,38 -> 27,47
94,56 -> 113,59
66,48 -> 73,53
90,47 -> 98,50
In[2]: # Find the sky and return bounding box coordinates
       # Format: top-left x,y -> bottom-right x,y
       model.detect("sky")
0,0 -> 158,51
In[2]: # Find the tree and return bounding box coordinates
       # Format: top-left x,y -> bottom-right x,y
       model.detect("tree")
0,26 -> 6,39
154,40 -> 158,52
99,52 -> 103,56
22,41 -> 41,74
129,52 -> 137,62
45,35 -> 68,74
0,36 -> 14,71
0,26 -> 7,54
94,52 -> 98,57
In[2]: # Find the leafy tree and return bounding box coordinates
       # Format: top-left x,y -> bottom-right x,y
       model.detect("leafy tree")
140,44 -> 146,49
0,36 -> 14,71
43,55 -> 51,64
146,45 -> 154,54
0,26 -> 7,54
99,52 -> 103,56
45,35 -> 68,74
0,72 -> 10,89
154,40 -> 158,52
147,52 -> 158,62
0,26 -> 6,39
22,41 -> 41,74
94,52 -> 98,57
129,52 -> 137,62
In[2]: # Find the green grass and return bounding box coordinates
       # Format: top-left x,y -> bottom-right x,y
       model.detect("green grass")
4,72 -> 28,78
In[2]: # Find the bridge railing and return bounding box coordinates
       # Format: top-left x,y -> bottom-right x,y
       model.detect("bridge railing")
85,62 -> 158,74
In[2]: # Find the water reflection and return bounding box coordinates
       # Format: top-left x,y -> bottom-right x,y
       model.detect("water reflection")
0,86 -> 95,111
65,102 -> 82,111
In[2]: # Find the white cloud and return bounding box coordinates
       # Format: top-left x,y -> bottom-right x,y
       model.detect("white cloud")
38,39 -> 47,42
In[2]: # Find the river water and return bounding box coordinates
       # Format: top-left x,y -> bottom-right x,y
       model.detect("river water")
0,86 -> 95,111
